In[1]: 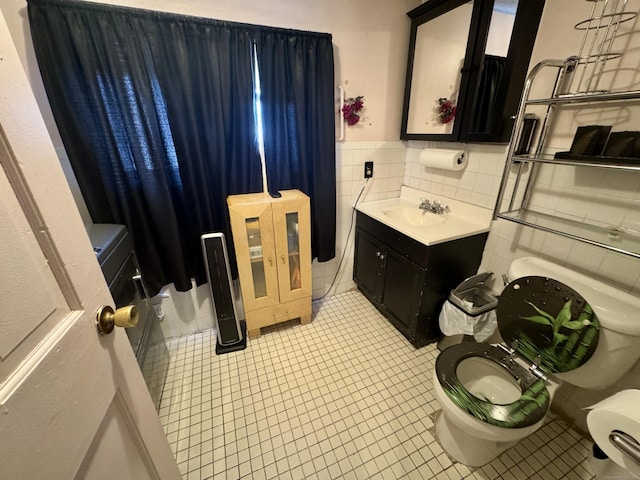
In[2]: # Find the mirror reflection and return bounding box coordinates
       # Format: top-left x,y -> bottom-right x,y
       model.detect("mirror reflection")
406,2 -> 474,135
468,0 -> 517,134
402,0 -> 542,143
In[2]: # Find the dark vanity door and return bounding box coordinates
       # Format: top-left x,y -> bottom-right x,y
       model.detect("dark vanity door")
379,249 -> 425,334
354,226 -> 426,336
353,228 -> 384,302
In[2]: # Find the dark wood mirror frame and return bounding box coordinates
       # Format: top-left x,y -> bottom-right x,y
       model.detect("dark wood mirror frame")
401,0 -> 545,144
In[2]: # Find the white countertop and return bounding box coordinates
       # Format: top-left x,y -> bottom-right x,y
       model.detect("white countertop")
355,186 -> 492,246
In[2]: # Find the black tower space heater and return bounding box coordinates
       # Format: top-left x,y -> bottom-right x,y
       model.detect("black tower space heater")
201,233 -> 247,354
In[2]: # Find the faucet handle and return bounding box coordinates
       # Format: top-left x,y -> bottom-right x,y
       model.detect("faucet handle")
430,200 -> 449,213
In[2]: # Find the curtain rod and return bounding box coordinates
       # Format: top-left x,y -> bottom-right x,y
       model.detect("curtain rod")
28,0 -> 333,40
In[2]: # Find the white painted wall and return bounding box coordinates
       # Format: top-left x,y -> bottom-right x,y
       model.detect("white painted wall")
1,0 -> 420,144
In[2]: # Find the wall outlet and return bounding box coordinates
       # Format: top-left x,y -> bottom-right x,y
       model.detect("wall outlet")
153,304 -> 165,321
364,161 -> 374,179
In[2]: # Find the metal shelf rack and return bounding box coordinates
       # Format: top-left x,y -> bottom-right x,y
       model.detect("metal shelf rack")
493,58 -> 640,260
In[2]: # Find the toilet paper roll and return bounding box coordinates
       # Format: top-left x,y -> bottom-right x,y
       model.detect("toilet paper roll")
586,389 -> 640,477
419,148 -> 467,171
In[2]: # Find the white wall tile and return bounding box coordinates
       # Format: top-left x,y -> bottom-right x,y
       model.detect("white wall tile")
403,143 -> 507,210
442,185 -> 457,198
315,140 -> 407,300
470,192 -> 492,209
565,242 -> 605,273
457,171 -> 476,191
473,173 -> 495,196
598,251 -> 640,288
153,280 -> 223,339
454,188 -> 472,203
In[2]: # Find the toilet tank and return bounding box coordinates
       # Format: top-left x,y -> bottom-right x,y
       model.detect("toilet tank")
508,257 -> 640,390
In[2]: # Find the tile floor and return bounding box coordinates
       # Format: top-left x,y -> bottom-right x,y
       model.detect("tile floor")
144,290 -> 598,480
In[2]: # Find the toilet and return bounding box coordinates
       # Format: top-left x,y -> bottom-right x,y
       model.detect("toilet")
433,256 -> 640,467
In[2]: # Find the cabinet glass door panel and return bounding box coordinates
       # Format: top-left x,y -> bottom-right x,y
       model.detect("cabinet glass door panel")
228,196 -> 279,311
245,217 -> 267,298
286,212 -> 301,290
272,197 -> 312,303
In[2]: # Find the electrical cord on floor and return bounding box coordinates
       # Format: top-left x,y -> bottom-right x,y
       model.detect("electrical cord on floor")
314,178 -> 370,301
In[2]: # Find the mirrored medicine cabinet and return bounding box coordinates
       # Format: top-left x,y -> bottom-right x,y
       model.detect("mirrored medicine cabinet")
401,0 -> 545,143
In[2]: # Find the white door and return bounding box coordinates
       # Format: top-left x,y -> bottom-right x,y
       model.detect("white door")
0,12 -> 181,480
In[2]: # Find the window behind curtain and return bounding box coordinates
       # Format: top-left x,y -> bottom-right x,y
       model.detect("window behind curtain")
255,29 -> 337,262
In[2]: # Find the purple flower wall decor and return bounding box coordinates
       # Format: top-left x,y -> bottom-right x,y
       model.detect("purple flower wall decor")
436,97 -> 456,124
342,96 -> 365,126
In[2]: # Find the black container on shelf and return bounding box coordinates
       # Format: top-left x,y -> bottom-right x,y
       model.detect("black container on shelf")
603,131 -> 640,157
554,127 -> 640,164
569,125 -> 611,156
514,114 -> 539,155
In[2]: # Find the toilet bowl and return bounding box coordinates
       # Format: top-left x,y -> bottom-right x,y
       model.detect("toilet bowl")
432,257 -> 640,467
432,342 -> 561,466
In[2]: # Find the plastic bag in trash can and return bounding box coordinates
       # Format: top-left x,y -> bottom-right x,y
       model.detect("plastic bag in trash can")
438,301 -> 497,342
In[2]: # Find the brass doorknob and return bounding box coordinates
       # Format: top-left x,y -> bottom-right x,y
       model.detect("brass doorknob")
96,305 -> 139,335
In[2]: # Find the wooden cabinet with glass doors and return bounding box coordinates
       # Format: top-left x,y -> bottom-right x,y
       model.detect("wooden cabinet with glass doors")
227,190 -> 312,339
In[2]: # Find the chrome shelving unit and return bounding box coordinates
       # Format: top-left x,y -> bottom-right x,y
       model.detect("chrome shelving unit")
493,58 -> 640,260
494,1 -> 640,258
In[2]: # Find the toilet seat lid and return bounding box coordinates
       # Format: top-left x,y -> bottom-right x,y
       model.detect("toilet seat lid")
497,276 -> 600,374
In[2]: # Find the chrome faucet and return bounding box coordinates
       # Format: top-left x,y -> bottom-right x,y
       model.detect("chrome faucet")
419,197 -> 449,215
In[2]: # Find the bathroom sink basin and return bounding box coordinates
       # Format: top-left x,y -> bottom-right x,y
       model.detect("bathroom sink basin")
382,206 -> 446,227
356,186 -> 492,246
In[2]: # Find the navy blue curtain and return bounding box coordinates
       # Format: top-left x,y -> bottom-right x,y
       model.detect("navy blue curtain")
470,55 -> 506,134
257,30 -> 336,261
148,18 -> 263,290
28,0 -> 265,295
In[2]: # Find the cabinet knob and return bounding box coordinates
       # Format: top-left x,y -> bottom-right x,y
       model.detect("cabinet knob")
376,251 -> 381,257
268,257 -> 273,266
281,254 -> 285,263
379,254 -> 385,260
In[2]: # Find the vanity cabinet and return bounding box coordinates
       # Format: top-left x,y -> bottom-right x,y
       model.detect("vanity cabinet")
228,190 -> 312,339
353,212 -> 488,348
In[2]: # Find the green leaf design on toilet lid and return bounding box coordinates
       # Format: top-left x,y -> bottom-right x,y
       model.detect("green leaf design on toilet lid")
497,276 -> 600,373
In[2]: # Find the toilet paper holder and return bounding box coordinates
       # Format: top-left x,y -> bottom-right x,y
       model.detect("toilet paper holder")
609,430 -> 640,467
